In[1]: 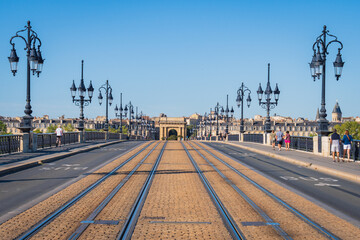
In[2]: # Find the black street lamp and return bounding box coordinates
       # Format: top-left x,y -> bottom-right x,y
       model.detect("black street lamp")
70,60 -> 94,131
224,94 -> 234,135
8,21 -> 44,133
114,93 -> 125,133
98,80 -> 113,132
236,82 -> 251,133
257,63 -> 280,133
124,101 -> 134,136
309,25 -> 344,136
214,102 -> 224,136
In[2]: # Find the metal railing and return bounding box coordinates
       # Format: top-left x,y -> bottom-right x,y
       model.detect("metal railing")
289,136 -> 313,152
337,140 -> 360,161
243,134 -> 263,143
108,133 -> 120,140
37,133 -> 57,149
85,131 -> 105,141
37,132 -> 80,149
0,134 -> 22,154
227,134 -> 239,141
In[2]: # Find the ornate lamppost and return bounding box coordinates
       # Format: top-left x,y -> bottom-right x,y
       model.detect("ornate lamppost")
124,101 -> 134,136
309,25 -> 344,136
236,82 -> 251,133
224,94 -> 234,134
114,93 -> 125,133
8,21 -> 44,133
70,60 -> 94,133
257,63 -> 280,133
98,80 -> 113,132
214,102 -> 224,136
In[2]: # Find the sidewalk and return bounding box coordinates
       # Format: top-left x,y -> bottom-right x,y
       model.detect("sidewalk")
221,141 -> 360,183
0,140 -> 126,177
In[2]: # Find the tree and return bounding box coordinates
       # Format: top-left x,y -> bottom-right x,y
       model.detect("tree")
0,121 -> 7,134
109,127 -> 120,133
33,128 -> 43,133
121,126 -> 128,134
334,121 -> 360,140
46,125 -> 57,133
63,123 -> 74,132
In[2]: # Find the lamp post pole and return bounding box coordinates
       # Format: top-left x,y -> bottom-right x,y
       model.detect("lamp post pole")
224,94 -> 234,135
98,80 -> 113,133
70,60 -> 94,135
309,25 -> 344,136
214,102 -> 224,136
257,64 -> 280,133
236,82 -> 251,133
124,101 -> 134,137
115,93 -> 126,133
8,21 -> 44,133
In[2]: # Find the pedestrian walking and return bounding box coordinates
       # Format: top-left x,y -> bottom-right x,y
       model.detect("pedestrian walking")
284,131 -> 291,151
55,125 -> 63,147
270,130 -> 276,150
275,128 -> 284,151
330,129 -> 341,162
342,130 -> 353,162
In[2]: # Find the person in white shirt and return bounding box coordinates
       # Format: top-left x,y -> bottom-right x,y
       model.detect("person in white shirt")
55,125 -> 63,147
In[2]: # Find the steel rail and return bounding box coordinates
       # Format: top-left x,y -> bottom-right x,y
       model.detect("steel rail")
16,141 -> 154,240
68,142 -> 162,240
116,141 -> 167,240
188,142 -> 291,239
196,141 -> 340,240
181,142 -> 246,240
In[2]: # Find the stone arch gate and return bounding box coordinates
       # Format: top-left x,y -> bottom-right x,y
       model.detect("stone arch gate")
159,117 -> 186,140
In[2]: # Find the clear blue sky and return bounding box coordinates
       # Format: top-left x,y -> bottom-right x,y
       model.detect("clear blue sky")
0,0 -> 359,120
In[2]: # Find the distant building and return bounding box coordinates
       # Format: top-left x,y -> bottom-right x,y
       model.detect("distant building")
332,101 -> 342,122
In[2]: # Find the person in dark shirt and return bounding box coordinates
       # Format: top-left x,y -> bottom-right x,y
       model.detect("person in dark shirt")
342,130 -> 353,162
330,129 -> 341,162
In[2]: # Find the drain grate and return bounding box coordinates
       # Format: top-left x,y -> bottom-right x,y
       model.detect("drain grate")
241,222 -> 280,226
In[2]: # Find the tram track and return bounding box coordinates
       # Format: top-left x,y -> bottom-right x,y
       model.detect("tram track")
182,142 -> 246,240
14,141 -> 155,240
194,141 -> 340,240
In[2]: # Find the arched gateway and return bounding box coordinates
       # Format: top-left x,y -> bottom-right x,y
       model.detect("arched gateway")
159,117 -> 186,140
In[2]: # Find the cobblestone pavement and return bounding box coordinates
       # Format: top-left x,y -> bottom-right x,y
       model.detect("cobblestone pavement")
0,141 -> 359,239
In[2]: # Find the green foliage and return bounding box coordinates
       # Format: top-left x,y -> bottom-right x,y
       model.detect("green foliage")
186,125 -> 197,137
167,135 -> 178,140
46,124 -> 57,133
0,121 -> 7,134
161,137 -> 166,140
85,128 -> 97,132
109,127 -> 120,133
334,121 -> 360,140
121,126 -> 128,134
63,123 -> 74,132
33,128 -> 43,133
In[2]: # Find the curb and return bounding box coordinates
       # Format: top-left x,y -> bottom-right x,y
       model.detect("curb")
222,142 -> 360,183
0,140 -> 130,177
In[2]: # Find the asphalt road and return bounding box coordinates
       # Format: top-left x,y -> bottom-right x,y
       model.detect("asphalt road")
203,142 -> 360,226
0,141 -> 145,223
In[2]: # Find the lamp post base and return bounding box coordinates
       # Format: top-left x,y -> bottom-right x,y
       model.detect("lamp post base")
18,116 -> 33,133
317,120 -> 330,136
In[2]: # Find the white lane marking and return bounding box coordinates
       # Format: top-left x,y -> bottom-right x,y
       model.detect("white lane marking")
100,148 -> 125,151
314,183 -> 341,187
39,163 -> 88,171
280,176 -> 340,187
228,152 -> 256,157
